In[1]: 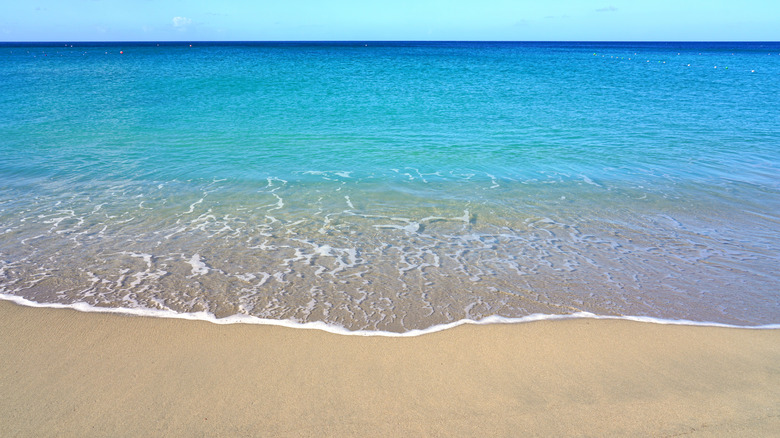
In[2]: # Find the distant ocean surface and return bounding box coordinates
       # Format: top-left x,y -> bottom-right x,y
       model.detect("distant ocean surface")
1,41 -> 779,333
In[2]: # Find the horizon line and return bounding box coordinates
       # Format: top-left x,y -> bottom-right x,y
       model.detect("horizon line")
2,39 -> 779,44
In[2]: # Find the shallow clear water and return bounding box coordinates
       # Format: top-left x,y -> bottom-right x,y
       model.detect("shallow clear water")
1,41 -> 779,331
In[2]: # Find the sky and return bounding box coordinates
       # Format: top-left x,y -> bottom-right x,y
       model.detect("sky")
1,0 -> 778,42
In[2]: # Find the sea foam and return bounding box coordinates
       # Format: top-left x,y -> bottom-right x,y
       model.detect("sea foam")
2,294 -> 778,338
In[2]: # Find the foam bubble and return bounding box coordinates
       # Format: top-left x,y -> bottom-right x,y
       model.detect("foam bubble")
188,254 -> 209,276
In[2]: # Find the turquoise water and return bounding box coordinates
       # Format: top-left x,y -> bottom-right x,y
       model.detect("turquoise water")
1,42 -> 779,332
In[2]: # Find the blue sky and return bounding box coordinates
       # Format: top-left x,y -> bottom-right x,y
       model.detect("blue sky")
1,0 -> 778,41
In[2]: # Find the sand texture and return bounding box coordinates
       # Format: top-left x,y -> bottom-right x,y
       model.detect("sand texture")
1,300 -> 779,437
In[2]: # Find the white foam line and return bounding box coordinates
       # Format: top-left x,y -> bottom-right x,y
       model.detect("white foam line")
269,194 -> 284,211
2,294 -> 778,338
487,173 -> 499,188
164,226 -> 187,240
581,174 -> 601,187
123,251 -> 153,269
266,176 -> 288,188
184,198 -> 203,214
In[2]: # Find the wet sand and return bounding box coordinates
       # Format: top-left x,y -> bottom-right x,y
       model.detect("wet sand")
1,299 -> 778,437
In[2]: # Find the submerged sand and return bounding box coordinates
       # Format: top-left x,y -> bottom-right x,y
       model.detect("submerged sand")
0,300 -> 778,437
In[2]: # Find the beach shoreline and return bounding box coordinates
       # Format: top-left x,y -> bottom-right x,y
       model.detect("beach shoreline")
1,299 -> 778,436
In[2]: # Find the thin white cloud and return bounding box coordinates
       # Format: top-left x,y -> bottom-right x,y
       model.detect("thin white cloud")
596,6 -> 618,12
172,16 -> 192,28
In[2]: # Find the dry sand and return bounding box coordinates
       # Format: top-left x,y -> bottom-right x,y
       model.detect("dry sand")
1,299 -> 778,437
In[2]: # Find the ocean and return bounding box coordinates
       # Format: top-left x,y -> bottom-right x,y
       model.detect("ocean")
1,41 -> 778,334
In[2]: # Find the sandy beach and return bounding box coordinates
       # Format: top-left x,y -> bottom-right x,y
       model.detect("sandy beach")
1,299 -> 778,437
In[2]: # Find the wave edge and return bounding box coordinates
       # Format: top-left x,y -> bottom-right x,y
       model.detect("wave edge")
2,293 -> 779,337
